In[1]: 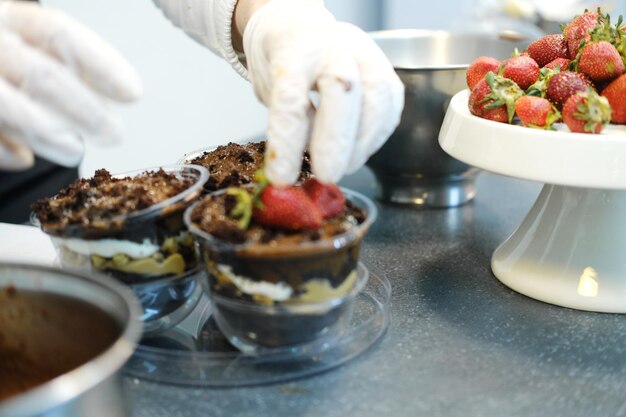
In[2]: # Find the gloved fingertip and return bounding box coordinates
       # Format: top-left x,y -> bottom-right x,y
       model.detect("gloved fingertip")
0,146 -> 34,171
312,163 -> 344,184
265,162 -> 300,186
113,69 -> 143,103
36,130 -> 84,167
87,114 -> 126,146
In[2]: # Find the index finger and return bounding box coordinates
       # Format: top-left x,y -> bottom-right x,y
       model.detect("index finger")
0,1 -> 142,102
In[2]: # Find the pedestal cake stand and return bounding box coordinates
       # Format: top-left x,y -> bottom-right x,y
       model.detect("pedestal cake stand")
440,89 -> 626,313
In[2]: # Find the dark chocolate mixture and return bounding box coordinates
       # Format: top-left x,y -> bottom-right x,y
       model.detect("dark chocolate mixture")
0,287 -> 120,401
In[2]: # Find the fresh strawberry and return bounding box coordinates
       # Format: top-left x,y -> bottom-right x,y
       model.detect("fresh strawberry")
544,57 -> 571,70
586,10 -> 626,67
577,40 -> 624,83
563,10 -> 600,58
562,87 -> 612,133
526,67 -> 560,97
501,55 -> 540,89
546,71 -> 590,109
469,78 -> 508,123
302,178 -> 345,219
253,185 -> 322,230
601,73 -> 626,123
514,96 -> 560,129
468,72 -> 523,123
527,34 -> 569,67
466,56 -> 501,90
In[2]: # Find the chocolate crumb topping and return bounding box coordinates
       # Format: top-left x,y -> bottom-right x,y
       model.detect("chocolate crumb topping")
188,141 -> 311,191
32,168 -> 194,230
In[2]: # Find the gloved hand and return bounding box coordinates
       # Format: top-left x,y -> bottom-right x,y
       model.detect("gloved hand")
0,1 -> 142,171
153,0 -> 404,185
242,0 -> 404,185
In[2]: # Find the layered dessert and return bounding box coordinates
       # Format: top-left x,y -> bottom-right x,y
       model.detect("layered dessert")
185,177 -> 376,349
32,165 -> 209,333
183,141 -> 312,191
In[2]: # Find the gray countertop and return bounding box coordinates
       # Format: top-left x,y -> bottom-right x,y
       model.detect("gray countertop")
127,169 -> 626,417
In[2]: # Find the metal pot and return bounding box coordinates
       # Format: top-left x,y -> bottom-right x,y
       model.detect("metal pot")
0,263 -> 142,417
368,30 -> 530,207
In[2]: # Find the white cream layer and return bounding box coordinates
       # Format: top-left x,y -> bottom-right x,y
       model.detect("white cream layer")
217,264 -> 293,301
53,236 -> 160,258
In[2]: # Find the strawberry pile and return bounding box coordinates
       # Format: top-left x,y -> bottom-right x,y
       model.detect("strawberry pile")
466,9 -> 625,134
227,176 -> 346,231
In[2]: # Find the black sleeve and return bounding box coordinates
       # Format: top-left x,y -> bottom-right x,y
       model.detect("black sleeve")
0,159 -> 78,224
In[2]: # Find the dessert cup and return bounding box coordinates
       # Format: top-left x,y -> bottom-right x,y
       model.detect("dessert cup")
184,188 -> 377,352
33,165 -> 209,334
177,140 -> 312,192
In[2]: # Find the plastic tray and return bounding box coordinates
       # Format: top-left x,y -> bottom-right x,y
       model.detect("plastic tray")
123,263 -> 391,386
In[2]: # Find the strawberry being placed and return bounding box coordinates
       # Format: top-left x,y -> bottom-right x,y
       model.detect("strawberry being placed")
468,71 -> 523,123
577,40 -> 624,83
501,55 -> 540,89
466,56 -> 501,90
514,96 -> 560,129
562,87 -> 612,133
563,10 -> 600,58
601,73 -> 626,123
253,185 -> 322,230
546,71 -> 590,109
302,178 -> 345,219
527,34 -> 569,67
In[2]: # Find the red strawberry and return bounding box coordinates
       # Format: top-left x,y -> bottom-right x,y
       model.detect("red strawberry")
466,56 -> 501,90
563,10 -> 599,58
302,178 -> 345,219
501,55 -> 540,89
546,71 -> 590,109
601,73 -> 626,123
562,87 -> 612,133
253,185 -> 322,230
468,72 -> 523,123
527,34 -> 569,67
544,57 -> 571,70
469,78 -> 508,123
514,96 -> 560,129
577,40 -> 625,83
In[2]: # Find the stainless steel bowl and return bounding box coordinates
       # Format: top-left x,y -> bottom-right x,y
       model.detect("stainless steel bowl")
367,30 -> 530,207
0,263 -> 142,417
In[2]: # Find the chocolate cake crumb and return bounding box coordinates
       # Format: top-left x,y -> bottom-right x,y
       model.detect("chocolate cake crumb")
187,141 -> 311,191
32,168 -> 194,231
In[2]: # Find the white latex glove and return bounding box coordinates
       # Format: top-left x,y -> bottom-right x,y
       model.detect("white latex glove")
0,1 -> 142,171
243,0 -> 404,185
153,0 -> 404,185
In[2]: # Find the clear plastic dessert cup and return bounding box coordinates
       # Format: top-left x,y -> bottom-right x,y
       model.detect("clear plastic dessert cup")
184,188 -> 377,352
176,140 -> 312,193
33,164 -> 209,335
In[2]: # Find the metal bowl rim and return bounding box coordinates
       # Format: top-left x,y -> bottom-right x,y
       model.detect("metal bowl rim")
0,262 -> 143,416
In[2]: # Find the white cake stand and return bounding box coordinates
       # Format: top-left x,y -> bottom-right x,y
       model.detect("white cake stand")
439,90 -> 626,313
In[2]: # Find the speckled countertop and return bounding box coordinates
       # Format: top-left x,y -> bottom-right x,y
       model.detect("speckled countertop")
126,168 -> 626,417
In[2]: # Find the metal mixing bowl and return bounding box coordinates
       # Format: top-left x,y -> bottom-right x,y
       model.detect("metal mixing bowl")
0,263 -> 142,417
367,30 -> 530,207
